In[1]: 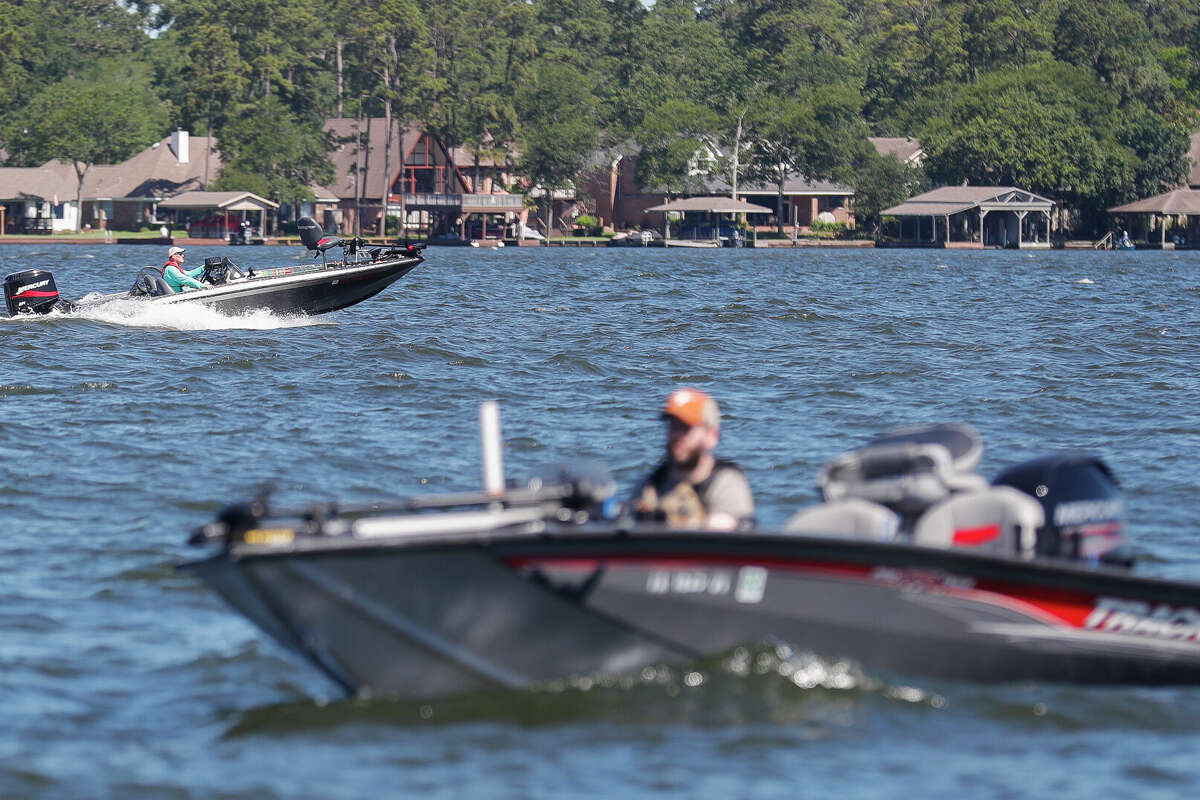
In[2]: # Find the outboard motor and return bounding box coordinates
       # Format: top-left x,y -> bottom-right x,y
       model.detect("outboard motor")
993,454 -> 1129,566
4,269 -> 71,314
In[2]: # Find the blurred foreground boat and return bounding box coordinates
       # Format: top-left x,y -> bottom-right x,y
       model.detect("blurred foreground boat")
182,412 -> 1200,700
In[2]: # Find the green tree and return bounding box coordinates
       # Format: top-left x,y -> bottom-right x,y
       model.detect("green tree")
854,151 -> 928,232
634,100 -> 723,196
515,62 -> 600,230
744,88 -> 871,234
4,72 -> 166,231
211,96 -> 335,207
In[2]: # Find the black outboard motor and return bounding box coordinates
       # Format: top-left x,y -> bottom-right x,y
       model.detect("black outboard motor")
4,269 -> 72,314
993,454 -> 1129,566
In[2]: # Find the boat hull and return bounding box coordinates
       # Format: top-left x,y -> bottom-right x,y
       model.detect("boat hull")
74,256 -> 423,318
182,524 -> 1200,698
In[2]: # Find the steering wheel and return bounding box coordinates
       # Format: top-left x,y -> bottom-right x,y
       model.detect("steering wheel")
201,258 -> 229,286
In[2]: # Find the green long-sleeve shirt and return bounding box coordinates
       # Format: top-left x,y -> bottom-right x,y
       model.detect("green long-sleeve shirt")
163,264 -> 205,291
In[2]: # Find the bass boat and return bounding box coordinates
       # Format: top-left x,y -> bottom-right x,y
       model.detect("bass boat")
3,217 -> 425,318
182,412 -> 1200,700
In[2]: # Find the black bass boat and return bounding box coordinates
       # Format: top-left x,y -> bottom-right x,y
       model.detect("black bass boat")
2,217 -> 425,318
182,416 -> 1200,700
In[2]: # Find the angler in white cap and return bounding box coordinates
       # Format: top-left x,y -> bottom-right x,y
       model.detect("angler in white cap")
161,246 -> 207,292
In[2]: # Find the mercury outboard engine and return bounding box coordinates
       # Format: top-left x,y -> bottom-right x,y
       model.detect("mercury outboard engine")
4,269 -> 72,314
993,454 -> 1130,566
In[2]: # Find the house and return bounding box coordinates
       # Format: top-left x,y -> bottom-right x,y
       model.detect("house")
320,119 -> 526,240
869,137 -> 925,167
582,147 -> 854,235
0,131 -> 219,234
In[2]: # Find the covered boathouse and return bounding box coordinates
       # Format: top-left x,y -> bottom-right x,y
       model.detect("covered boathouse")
1108,189 -> 1200,249
879,186 -> 1054,248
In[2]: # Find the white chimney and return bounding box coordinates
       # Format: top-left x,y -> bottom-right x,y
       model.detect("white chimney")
170,130 -> 189,164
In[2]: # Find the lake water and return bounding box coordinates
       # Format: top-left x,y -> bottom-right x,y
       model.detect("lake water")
2,242 -> 1199,798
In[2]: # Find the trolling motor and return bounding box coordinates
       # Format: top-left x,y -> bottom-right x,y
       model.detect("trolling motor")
4,269 -> 74,315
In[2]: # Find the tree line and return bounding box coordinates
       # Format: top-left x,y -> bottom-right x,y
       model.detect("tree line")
1,0 -> 1196,234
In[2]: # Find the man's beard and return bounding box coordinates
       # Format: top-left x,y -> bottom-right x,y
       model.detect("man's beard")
672,448 -> 702,472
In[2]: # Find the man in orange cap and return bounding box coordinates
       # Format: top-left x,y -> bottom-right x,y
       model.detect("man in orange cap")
632,387 -> 754,530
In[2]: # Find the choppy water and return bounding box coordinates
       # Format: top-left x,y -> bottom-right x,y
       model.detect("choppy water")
3,243 -> 1200,798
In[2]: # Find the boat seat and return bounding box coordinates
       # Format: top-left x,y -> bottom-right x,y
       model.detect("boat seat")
130,267 -> 173,297
912,486 -> 1043,559
783,499 -> 900,541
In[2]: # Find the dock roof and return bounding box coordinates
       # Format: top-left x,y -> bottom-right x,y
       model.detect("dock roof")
1108,188 -> 1200,215
645,196 -> 774,214
883,186 -> 1054,217
157,191 -> 278,211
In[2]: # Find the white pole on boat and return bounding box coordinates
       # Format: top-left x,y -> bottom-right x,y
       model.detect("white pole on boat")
479,400 -> 505,496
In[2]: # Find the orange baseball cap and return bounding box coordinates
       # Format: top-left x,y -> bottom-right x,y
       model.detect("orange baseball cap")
661,387 -> 720,428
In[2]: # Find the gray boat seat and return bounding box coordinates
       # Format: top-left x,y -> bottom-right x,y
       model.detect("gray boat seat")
912,486 -> 1044,559
783,499 -> 900,541
130,266 -> 173,297
817,423 -> 989,521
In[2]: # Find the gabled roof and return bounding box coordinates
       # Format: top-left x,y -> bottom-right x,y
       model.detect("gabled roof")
324,118 -> 432,200
157,191 -> 278,211
326,118 -> 420,200
0,134 -> 220,202
1109,188 -> 1200,215
79,134 -> 220,199
870,137 -> 924,164
882,186 -> 1054,216
0,164 -> 77,202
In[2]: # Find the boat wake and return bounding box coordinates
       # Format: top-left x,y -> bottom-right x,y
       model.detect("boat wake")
4,293 -> 331,330
220,643 -> 934,735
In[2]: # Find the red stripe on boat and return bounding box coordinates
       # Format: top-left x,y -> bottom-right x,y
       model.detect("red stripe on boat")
15,290 -> 58,298
953,524 -> 1001,545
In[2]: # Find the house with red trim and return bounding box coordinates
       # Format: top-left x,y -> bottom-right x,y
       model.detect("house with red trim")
318,119 -> 527,241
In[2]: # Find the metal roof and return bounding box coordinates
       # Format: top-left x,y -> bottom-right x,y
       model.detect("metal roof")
644,196 -> 774,213
882,186 -> 1054,216
157,191 -> 278,211
1108,188 -> 1200,215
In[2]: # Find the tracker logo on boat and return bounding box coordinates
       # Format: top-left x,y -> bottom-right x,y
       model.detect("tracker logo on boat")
1084,597 -> 1200,641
